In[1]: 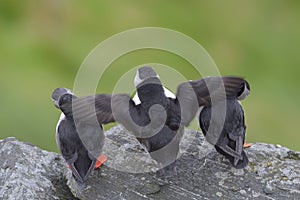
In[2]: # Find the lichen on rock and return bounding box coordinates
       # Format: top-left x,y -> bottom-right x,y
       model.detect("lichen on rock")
1,126 -> 300,200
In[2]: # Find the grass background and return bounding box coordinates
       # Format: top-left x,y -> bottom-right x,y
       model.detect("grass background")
1,0 -> 299,152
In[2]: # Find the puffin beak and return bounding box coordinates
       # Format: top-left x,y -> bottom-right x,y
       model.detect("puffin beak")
52,99 -> 60,109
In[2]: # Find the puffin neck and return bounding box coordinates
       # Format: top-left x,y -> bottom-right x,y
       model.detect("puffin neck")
136,83 -> 166,104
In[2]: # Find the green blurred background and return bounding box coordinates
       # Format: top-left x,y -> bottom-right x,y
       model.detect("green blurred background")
1,0 -> 299,152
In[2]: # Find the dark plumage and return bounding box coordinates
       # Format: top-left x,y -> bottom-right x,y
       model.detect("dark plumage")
129,75 -> 182,177
52,88 -> 105,187
199,85 -> 250,168
54,66 -> 250,176
113,66 -> 251,176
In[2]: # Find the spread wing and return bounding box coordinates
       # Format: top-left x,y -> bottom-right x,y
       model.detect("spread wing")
58,92 -> 162,138
176,76 -> 250,126
59,94 -> 115,125
111,94 -> 167,138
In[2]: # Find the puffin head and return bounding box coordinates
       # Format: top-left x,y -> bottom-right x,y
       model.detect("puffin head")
51,87 -> 73,108
237,80 -> 250,100
134,66 -> 161,88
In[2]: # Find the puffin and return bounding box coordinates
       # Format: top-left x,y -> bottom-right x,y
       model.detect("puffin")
199,81 -> 250,168
52,88 -> 107,187
56,66 -> 250,177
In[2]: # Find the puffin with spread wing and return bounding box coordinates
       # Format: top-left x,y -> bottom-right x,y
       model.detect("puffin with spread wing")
52,66 -> 250,177
52,88 -> 107,187
199,81 -> 250,168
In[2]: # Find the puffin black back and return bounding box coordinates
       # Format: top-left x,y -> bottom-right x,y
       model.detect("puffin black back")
52,88 -> 105,187
199,98 -> 249,169
51,66 -> 251,182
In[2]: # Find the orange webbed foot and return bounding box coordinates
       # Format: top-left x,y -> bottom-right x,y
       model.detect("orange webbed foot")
94,154 -> 108,169
243,142 -> 252,148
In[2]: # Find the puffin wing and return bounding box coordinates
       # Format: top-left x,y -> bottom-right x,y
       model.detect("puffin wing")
56,120 -> 85,183
176,76 -> 249,126
111,94 -> 167,138
53,89 -> 107,182
59,94 -> 115,125
216,127 -> 246,167
75,122 -> 105,160
58,91 -> 166,138
59,93 -> 146,136
199,105 -> 210,137
219,101 -> 246,166
200,99 -> 248,168
70,94 -> 143,135
58,121 -> 104,183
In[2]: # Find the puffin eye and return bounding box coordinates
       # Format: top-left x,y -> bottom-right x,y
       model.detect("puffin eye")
59,94 -> 73,105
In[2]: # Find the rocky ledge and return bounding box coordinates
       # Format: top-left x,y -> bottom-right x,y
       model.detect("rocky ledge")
0,125 -> 300,200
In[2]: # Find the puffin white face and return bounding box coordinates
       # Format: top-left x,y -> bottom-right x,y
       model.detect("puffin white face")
132,86 -> 175,105
134,66 -> 160,87
134,71 -> 143,88
237,82 -> 250,100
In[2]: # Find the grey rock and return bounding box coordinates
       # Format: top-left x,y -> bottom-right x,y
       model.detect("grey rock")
0,137 -> 77,200
263,183 -> 274,195
1,126 -> 300,200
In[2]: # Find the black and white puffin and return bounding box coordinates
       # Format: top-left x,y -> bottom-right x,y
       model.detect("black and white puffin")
56,66 -> 250,176
52,88 -> 107,187
199,81 -> 250,168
